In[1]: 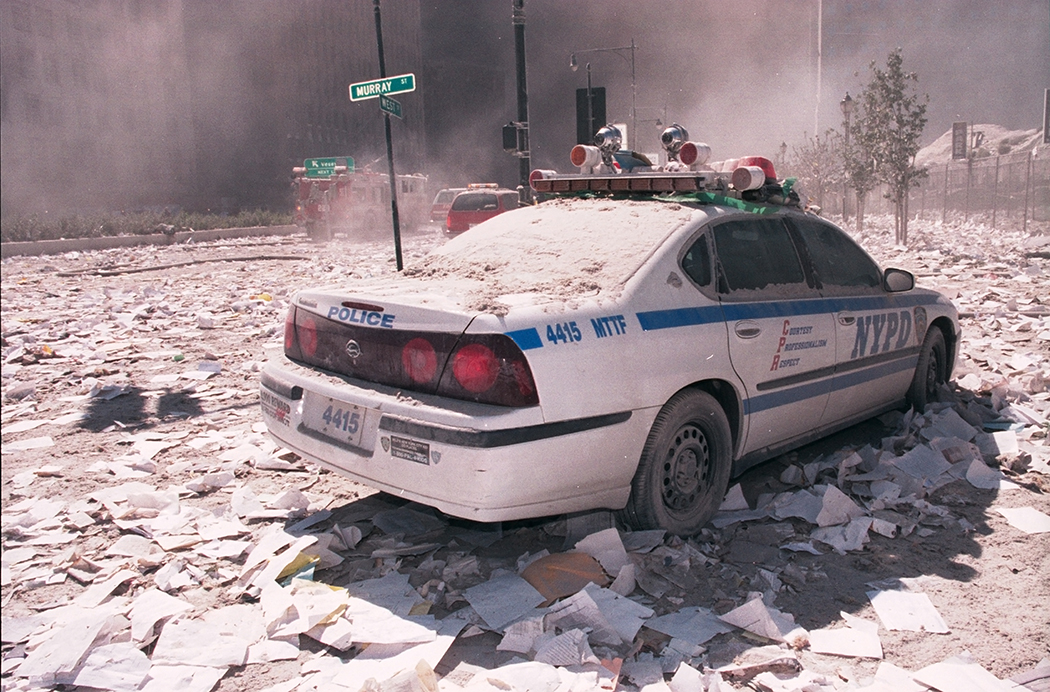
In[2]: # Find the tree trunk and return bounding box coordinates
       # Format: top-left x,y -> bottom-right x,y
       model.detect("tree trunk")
894,195 -> 903,246
856,192 -> 867,235
901,193 -> 909,246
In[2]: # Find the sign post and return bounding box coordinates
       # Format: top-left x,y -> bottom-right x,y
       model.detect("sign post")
349,0 -> 417,271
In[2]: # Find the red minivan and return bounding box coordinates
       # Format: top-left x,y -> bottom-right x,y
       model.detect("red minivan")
445,184 -> 520,236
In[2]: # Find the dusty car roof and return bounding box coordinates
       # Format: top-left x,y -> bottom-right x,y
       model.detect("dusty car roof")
401,197 -> 700,308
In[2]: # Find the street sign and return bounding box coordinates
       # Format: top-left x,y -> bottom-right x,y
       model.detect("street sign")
379,94 -> 402,120
304,156 -> 354,178
349,73 -> 416,102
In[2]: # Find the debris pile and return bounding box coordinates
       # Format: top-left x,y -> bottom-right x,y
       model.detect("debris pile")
2,219 -> 1048,692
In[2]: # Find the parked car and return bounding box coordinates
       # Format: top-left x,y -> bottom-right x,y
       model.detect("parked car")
261,146 -> 959,536
429,187 -> 466,224
444,184 -> 520,236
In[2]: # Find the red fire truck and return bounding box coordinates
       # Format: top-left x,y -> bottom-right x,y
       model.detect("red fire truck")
292,158 -> 429,241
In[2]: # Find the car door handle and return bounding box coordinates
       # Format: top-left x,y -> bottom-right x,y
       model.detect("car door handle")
734,321 -> 761,339
838,313 -> 856,326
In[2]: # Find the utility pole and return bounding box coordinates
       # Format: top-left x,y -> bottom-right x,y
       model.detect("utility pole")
512,0 -> 531,202
373,0 -> 403,270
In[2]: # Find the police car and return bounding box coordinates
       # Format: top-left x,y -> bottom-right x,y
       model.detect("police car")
261,124 -> 960,536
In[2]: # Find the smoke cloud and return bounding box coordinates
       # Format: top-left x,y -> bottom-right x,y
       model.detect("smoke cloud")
2,0 -> 1045,216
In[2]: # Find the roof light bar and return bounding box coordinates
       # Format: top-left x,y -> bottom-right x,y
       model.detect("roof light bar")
530,171 -> 730,194
530,123 -> 794,203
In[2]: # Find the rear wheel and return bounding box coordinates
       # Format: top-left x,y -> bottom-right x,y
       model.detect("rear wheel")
908,327 -> 946,412
621,389 -> 732,536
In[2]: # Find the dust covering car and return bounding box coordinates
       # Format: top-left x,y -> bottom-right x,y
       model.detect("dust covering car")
261,124 -> 960,535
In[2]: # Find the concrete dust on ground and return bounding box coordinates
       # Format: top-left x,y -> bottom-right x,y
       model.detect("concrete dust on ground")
1,216 -> 1048,692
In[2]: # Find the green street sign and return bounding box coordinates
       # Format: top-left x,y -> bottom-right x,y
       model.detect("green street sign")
379,94 -> 402,120
349,73 -> 416,102
304,156 -> 354,178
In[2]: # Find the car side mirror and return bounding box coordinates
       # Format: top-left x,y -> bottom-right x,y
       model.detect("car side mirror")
883,268 -> 915,292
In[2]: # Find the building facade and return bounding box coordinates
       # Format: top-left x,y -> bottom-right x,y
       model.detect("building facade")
1,0 -> 426,216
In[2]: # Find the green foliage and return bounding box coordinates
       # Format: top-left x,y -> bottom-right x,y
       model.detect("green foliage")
0,210 -> 293,243
854,48 -> 928,244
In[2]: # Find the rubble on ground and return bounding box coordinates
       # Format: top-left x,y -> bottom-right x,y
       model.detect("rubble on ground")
2,219 -> 1048,692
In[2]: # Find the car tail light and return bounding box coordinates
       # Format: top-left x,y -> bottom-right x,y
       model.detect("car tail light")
402,337 -> 438,384
437,335 -> 538,406
284,307 -> 539,408
452,343 -> 500,393
284,306 -> 303,360
299,315 -> 318,358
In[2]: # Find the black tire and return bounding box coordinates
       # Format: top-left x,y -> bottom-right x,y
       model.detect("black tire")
907,327 -> 946,412
620,389 -> 732,536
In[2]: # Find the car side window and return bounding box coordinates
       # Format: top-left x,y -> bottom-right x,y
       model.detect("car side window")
681,234 -> 712,287
711,217 -> 808,295
790,217 -> 883,292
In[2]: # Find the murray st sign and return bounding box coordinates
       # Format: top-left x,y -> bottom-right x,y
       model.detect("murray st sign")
348,73 -> 416,102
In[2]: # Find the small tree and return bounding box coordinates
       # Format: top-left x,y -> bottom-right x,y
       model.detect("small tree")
788,129 -> 843,211
855,48 -> 928,245
843,123 -> 877,235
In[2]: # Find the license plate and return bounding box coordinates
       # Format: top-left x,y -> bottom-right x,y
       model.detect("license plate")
302,396 -> 367,448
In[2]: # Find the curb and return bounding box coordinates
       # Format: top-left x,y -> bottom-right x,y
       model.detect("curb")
1,225 -> 303,259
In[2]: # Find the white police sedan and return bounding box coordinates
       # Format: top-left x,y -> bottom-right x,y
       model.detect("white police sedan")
261,138 -> 959,536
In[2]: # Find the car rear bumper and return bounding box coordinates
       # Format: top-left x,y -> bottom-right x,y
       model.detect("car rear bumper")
260,360 -> 651,522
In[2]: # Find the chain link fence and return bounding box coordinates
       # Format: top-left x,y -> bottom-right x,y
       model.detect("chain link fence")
835,149 -> 1050,233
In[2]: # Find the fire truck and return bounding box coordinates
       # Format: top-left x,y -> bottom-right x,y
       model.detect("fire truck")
292,158 -> 429,241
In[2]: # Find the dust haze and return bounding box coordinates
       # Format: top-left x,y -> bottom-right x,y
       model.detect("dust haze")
1,0 -> 1046,216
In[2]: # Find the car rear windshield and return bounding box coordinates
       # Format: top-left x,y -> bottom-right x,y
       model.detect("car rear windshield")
451,193 -> 499,211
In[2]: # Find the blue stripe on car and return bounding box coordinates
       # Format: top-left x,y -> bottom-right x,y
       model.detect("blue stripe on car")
743,350 -> 918,415
636,305 -> 724,331
637,294 -> 940,331
506,327 -> 544,350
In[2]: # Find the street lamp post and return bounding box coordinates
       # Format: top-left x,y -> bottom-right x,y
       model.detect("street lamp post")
840,92 -> 854,223
636,105 -> 667,161
585,63 -> 593,143
570,39 -> 636,148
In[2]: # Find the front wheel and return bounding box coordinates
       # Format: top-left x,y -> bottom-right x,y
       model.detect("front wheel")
907,327 -> 946,412
620,389 -> 732,536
